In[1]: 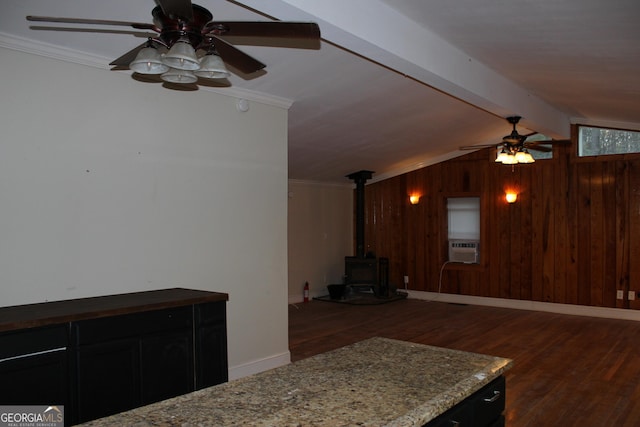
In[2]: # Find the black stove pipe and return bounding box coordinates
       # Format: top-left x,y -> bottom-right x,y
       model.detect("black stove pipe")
346,170 -> 374,258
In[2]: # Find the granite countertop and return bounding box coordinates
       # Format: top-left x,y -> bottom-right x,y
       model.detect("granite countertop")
79,337 -> 512,427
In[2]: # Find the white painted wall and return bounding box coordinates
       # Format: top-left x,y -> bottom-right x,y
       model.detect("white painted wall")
287,180 -> 352,302
0,47 -> 289,379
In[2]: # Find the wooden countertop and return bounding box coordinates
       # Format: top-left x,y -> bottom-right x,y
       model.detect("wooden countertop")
0,288 -> 228,332
78,337 -> 512,427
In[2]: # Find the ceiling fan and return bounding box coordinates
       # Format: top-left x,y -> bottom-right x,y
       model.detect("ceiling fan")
26,0 -> 321,85
460,116 -> 570,164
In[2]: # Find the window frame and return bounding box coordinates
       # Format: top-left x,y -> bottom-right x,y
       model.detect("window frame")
577,124 -> 640,160
442,192 -> 486,270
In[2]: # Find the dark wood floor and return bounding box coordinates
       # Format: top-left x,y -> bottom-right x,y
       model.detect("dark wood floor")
288,298 -> 640,426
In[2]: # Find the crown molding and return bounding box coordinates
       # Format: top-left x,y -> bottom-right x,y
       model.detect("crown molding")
0,32 -> 108,69
0,32 -> 293,110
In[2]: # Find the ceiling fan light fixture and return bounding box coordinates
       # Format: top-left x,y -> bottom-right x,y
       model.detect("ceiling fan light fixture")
195,53 -> 230,79
500,153 -> 518,165
162,37 -> 200,71
129,46 -> 169,75
495,149 -> 510,163
161,68 -> 198,84
514,149 -> 535,164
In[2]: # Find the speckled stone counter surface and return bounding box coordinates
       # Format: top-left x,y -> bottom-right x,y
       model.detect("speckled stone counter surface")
78,337 -> 512,427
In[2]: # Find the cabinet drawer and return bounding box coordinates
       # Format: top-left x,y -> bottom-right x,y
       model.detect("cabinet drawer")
0,324 -> 68,360
472,376 -> 505,426
423,376 -> 505,427
424,400 -> 473,426
73,306 -> 192,345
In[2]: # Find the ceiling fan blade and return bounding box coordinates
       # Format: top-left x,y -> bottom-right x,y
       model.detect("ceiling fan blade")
219,35 -> 320,50
459,144 -> 498,150
526,145 -> 553,153
527,138 -> 571,146
155,0 -> 193,21
29,25 -> 156,38
26,15 -> 156,30
210,35 -> 265,74
109,42 -> 148,67
206,21 -> 320,39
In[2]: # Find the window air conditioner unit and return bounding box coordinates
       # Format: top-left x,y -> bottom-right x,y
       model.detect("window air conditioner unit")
449,240 -> 480,264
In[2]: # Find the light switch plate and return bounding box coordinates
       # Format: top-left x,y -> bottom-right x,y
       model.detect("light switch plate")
629,291 -> 636,301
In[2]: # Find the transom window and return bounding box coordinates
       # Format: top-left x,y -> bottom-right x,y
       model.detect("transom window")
579,126 -> 640,157
527,134 -> 553,160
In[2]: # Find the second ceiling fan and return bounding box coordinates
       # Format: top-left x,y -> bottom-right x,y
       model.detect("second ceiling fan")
460,116 -> 570,164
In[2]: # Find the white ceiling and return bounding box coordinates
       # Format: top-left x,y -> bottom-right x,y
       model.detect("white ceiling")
2,0 -> 639,184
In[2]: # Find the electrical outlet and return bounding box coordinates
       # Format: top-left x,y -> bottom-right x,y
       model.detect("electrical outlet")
629,291 -> 636,301
617,290 -> 624,300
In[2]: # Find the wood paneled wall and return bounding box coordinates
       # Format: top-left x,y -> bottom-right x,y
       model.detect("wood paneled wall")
361,125 -> 640,309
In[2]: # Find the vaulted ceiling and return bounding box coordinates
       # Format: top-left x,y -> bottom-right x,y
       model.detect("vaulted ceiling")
2,0 -> 639,183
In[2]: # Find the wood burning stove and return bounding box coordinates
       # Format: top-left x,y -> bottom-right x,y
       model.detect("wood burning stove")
344,171 -> 391,297
344,256 -> 377,285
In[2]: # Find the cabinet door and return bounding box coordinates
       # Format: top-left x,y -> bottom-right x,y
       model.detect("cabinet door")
71,306 -> 194,424
0,350 -> 68,405
0,325 -> 68,407
194,302 -> 228,389
74,339 -> 141,424
141,331 -> 193,404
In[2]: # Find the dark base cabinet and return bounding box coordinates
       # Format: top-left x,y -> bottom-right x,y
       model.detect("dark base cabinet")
0,325 -> 69,406
195,301 -> 228,389
74,338 -> 142,423
424,376 -> 506,427
0,288 -> 228,427
71,305 -> 196,424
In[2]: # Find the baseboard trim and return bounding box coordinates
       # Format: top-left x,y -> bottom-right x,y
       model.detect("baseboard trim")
407,291 -> 640,321
228,351 -> 291,381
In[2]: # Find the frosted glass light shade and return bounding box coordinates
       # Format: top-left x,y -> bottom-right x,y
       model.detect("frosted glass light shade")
495,149 -> 510,163
130,47 -> 169,74
514,150 -> 535,163
501,153 -> 518,165
161,68 -> 198,84
195,54 -> 230,79
162,37 -> 200,71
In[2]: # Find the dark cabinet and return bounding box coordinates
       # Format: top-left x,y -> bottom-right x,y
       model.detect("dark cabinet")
0,288 -> 228,427
424,376 -> 506,427
73,338 -> 141,423
0,325 -> 68,406
71,306 -> 195,424
195,301 -> 228,389
140,330 -> 193,402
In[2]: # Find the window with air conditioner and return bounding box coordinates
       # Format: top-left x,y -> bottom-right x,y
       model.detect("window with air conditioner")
447,197 -> 480,264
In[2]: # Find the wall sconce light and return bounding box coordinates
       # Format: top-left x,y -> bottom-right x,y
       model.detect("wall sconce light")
409,195 -> 420,205
505,192 -> 518,203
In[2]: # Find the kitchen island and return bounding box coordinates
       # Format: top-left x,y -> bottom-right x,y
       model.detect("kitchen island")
79,337 -> 512,427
